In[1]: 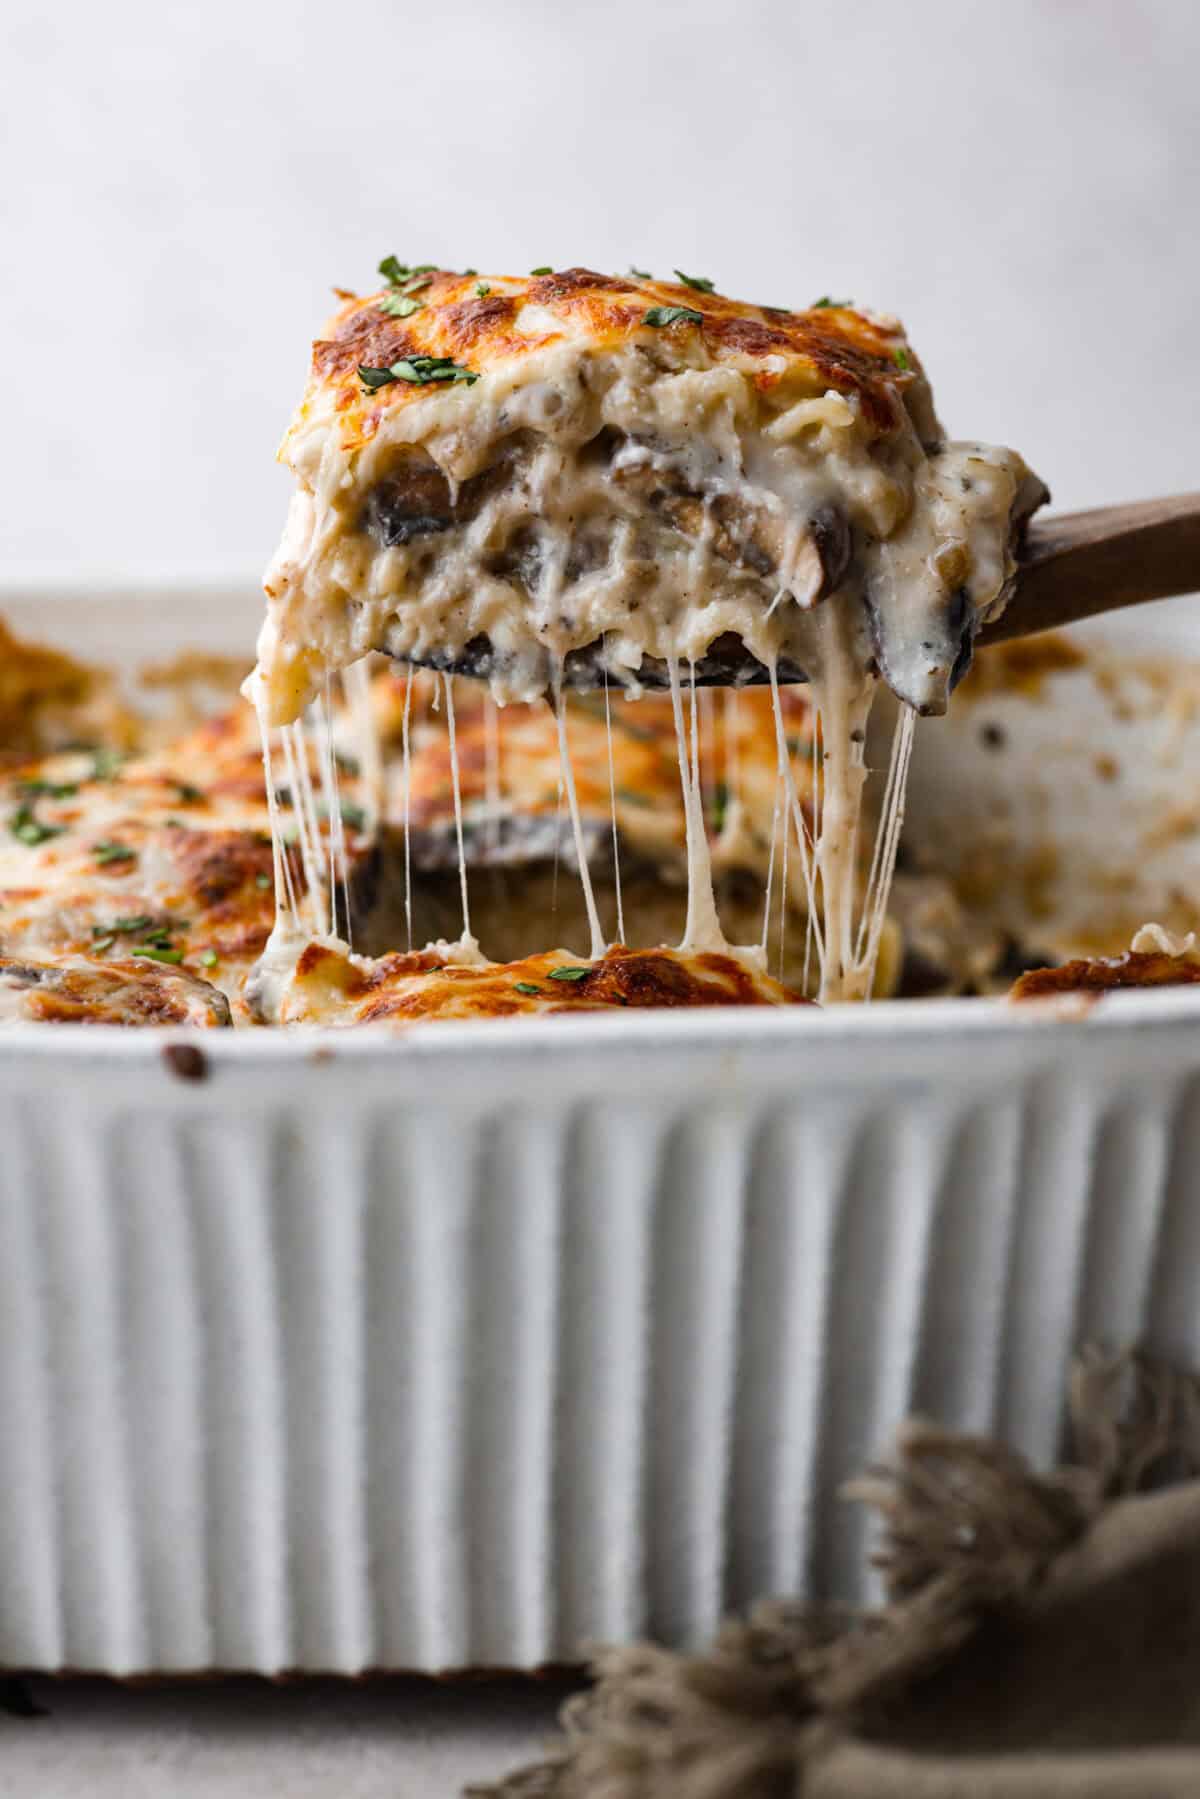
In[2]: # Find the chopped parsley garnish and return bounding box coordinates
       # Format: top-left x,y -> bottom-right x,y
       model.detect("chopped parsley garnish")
17,779 -> 78,800
173,782 -> 204,803
893,346 -> 911,371
548,965 -> 591,982
9,804 -> 65,847
93,915 -> 153,936
629,266 -> 652,279
643,305 -> 703,329
710,781 -> 729,831
359,355 -> 479,391
474,281 -> 491,296
379,293 -> 424,318
812,296 -> 851,309
529,265 -> 553,275
91,935 -> 115,953
379,256 -> 436,287
514,981 -> 542,995
132,946 -> 184,966
339,802 -> 367,832
93,841 -> 136,866
255,872 -> 272,890
90,748 -> 125,781
616,786 -> 651,807
675,269 -> 715,292
200,949 -> 219,968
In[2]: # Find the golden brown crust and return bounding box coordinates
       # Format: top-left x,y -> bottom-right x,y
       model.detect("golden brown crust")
0,953 -> 231,1026
1010,950 -> 1200,1000
280,942 -> 810,1026
303,269 -> 914,452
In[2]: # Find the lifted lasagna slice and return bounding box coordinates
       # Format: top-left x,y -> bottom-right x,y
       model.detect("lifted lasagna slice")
254,267 -> 1045,727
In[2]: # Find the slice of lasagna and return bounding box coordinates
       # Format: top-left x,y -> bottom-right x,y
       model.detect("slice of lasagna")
253,266 -> 1044,1002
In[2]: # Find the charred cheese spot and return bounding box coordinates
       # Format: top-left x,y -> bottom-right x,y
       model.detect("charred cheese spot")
1010,951 -> 1200,1000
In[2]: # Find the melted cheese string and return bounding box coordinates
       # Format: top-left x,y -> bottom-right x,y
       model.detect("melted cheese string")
667,655 -> 726,953
484,696 -> 501,852
761,771 -> 780,956
256,691 -> 300,921
553,675 -> 606,960
603,666 -> 626,945
401,665 -> 414,952
280,720 -> 328,937
855,703 -> 916,979
316,680 -> 352,947
442,673 -> 475,949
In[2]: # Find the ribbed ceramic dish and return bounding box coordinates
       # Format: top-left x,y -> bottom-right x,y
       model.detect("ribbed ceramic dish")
1,584 -> 1199,1676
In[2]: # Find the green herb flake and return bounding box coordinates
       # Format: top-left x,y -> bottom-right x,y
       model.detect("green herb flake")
17,779 -> 78,800
529,265 -> 553,275
132,946 -> 185,966
173,781 -> 204,803
93,915 -> 151,937
91,935 -> 115,954
616,786 -> 651,807
643,305 -> 703,329
90,748 -> 125,781
339,802 -> 367,832
9,804 -> 65,847
710,781 -> 729,831
378,257 -> 437,288
93,840 -> 136,866
379,293 -> 424,318
514,981 -> 542,995
462,268 -> 478,277
812,296 -> 851,309
255,872 -> 272,890
548,965 -> 592,983
675,269 -> 715,292
474,281 -> 491,297
893,346 -> 911,371
200,949 -> 219,968
629,266 -> 652,279
359,354 -> 479,392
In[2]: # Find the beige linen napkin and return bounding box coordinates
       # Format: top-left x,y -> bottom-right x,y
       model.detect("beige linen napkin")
472,1350 -> 1200,1798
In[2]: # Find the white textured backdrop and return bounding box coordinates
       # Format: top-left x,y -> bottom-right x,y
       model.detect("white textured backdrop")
2,0 -> 1197,584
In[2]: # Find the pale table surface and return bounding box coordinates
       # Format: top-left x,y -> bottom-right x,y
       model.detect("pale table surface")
0,1676 -> 578,1797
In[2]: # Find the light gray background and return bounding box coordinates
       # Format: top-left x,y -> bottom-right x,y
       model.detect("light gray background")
0,2 -> 1196,1790
2,0 -> 1197,587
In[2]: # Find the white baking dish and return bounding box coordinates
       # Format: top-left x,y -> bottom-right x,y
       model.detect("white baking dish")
2,583 -> 1199,1676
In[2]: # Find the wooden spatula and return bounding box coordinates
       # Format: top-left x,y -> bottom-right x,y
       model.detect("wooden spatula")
978,490 -> 1200,646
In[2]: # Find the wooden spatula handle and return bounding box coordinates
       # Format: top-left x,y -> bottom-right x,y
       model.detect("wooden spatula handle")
980,491 -> 1200,645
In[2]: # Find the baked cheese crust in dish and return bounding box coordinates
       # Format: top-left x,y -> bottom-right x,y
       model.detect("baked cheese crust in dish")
0,953 -> 232,1026
1009,926 -> 1200,1001
0,701 -> 378,1020
255,267 -> 1045,728
251,940 -> 809,1028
